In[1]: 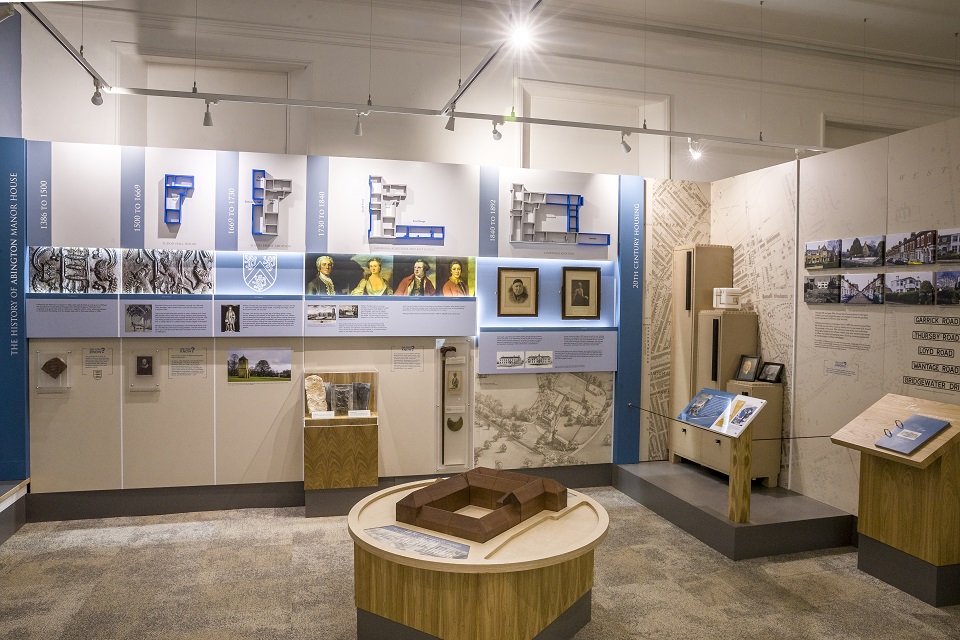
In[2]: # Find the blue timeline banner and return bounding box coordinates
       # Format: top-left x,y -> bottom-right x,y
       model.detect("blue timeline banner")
478,166 -> 499,257
26,140 -> 51,247
305,155 -> 329,253
0,137 -> 28,480
614,175 -> 644,464
215,151 -> 240,251
120,146 -> 145,249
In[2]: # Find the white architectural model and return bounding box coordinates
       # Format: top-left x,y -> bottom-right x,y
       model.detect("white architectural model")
252,169 -> 292,236
509,184 -> 610,246
368,175 -> 444,244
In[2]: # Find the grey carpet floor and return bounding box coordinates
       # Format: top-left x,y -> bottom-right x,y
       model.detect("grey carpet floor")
0,487 -> 958,639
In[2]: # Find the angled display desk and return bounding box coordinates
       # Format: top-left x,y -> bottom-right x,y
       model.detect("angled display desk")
831,393 -> 960,606
348,479 -> 609,640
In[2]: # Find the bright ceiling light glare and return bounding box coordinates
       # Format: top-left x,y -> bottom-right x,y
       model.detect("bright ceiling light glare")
620,132 -> 632,154
510,22 -> 532,49
689,137 -> 703,161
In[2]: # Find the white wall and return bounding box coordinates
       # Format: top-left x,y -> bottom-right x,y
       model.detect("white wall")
18,1 -> 960,182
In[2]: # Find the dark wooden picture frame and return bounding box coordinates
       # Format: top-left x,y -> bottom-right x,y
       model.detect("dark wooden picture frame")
757,362 -> 784,383
561,267 -> 601,320
734,354 -> 761,382
497,267 -> 539,317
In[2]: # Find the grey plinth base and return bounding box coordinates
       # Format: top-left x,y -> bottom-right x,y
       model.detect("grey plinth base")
858,535 -> 960,607
356,590 -> 592,640
614,462 -> 855,560
0,491 -> 26,545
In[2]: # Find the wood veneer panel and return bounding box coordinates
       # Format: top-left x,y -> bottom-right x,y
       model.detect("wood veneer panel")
728,424 -> 752,523
304,424 -> 378,489
859,441 -> 960,566
354,544 -> 593,640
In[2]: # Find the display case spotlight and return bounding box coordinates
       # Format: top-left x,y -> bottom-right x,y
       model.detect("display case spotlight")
689,137 -> 704,160
620,132 -> 632,154
202,101 -> 214,127
492,122 -> 502,141
91,80 -> 103,106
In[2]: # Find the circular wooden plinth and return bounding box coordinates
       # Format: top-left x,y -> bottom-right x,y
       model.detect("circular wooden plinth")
348,479 -> 609,640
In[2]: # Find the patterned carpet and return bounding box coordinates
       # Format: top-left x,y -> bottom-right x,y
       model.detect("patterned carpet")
0,487 -> 957,639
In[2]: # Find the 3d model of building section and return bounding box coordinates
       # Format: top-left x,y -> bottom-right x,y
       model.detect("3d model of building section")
509,184 -> 610,245
251,169 -> 292,236
163,175 -> 195,224
367,175 -> 444,243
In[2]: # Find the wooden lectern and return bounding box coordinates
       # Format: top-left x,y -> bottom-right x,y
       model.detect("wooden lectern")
831,393 -> 960,606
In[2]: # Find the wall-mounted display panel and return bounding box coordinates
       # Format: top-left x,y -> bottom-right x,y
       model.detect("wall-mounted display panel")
497,168 -> 619,261
144,147 -> 216,250
326,157 -> 480,256
44,142 -> 122,248
237,152 -> 307,253
122,340 -> 215,489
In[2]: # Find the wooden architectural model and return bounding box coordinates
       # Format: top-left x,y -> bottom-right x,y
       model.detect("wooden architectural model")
395,467 -> 567,543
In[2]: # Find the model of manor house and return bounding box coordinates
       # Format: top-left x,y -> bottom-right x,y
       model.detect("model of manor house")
509,184 -> 610,245
367,176 -> 444,243
396,467 -> 567,543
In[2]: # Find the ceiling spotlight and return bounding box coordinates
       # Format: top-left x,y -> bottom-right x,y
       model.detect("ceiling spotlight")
354,112 -> 363,137
202,101 -> 213,127
445,115 -> 456,132
620,132 -> 632,154
492,122 -> 502,141
688,137 -> 703,161
91,80 -> 103,106
510,22 -> 532,49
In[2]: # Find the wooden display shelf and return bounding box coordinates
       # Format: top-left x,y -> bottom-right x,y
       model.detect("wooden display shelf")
348,479 -> 609,640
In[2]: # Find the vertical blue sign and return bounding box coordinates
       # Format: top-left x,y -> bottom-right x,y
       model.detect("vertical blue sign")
614,175 -> 645,464
215,150 -> 240,251
0,137 -> 28,480
0,13 -> 21,139
305,155 -> 329,253
478,165 -> 499,257
26,140 -> 52,247
120,146 -> 145,249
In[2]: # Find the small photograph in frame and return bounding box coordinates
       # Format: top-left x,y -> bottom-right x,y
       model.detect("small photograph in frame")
757,362 -> 784,383
735,355 -> 761,382
136,355 -> 154,377
447,370 -> 462,393
497,267 -> 538,317
562,267 -> 601,320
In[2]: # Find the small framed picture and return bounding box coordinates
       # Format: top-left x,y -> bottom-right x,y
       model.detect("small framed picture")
561,267 -> 601,320
447,370 -> 462,393
757,362 -> 784,383
735,355 -> 761,382
136,355 -> 154,377
497,267 -> 539,317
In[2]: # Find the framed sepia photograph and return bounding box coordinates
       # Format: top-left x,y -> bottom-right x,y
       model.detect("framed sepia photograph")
757,362 -> 784,383
735,354 -> 761,382
562,267 -> 601,320
497,267 -> 539,317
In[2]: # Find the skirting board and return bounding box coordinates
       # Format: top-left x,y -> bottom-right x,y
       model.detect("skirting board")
614,462 -> 855,560
356,591 -> 592,640
26,464 -> 613,522
858,535 -> 960,607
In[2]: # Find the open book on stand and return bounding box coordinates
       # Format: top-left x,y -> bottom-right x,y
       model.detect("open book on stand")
874,414 -> 950,455
678,388 -> 767,438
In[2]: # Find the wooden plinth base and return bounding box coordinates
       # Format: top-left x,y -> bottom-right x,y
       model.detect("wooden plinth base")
354,544 -> 594,640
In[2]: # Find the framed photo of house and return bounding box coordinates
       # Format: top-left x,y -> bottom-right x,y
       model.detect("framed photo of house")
757,362 -> 784,383
735,354 -> 761,382
497,267 -> 539,317
561,267 -> 601,320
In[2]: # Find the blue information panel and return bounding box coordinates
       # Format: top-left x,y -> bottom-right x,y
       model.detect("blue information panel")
478,329 -> 618,374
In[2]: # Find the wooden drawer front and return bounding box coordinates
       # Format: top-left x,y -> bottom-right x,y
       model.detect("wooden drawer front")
699,432 -> 731,473
670,422 -> 701,459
